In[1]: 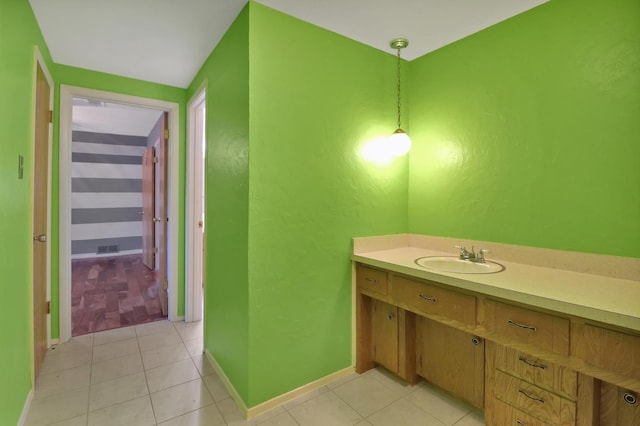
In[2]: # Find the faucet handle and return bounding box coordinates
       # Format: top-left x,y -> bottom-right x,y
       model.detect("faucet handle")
455,245 -> 468,259
477,248 -> 491,262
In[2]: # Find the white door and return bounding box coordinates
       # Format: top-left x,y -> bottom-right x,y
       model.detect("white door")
186,90 -> 206,322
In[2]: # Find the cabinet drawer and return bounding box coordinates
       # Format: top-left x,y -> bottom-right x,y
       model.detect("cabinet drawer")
572,323 -> 640,382
356,264 -> 388,296
486,300 -> 569,355
494,370 -> 576,425
489,398 -> 554,426
494,345 -> 577,399
390,276 -> 476,326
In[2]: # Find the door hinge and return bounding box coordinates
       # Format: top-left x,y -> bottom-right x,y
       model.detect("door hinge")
164,129 -> 169,140
46,301 -> 51,314
163,279 -> 169,290
48,110 -> 53,123
153,156 -> 158,163
153,247 -> 158,254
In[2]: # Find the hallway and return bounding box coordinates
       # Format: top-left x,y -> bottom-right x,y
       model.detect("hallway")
24,320 -> 483,425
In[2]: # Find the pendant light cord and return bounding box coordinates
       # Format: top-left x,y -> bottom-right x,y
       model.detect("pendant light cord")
396,47 -> 402,129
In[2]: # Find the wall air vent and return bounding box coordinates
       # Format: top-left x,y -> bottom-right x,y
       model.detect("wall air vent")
97,245 -> 120,254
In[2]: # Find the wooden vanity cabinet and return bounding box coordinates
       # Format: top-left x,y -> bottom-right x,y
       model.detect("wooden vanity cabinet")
417,317 -> 484,408
354,261 -> 640,425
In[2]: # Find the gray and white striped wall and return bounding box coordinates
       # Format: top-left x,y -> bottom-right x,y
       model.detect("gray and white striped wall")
71,131 -> 146,259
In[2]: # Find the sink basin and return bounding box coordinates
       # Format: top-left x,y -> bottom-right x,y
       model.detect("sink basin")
415,256 -> 505,274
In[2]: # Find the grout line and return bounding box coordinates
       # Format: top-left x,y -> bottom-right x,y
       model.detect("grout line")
136,329 -> 159,425
84,332 -> 94,426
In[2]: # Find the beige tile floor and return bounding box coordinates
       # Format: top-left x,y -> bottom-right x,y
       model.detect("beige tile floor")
25,320 -> 484,425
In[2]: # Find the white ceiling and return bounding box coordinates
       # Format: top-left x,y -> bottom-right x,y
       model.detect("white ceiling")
29,0 -> 548,89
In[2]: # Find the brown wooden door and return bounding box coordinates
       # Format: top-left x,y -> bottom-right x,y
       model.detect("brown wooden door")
154,112 -> 169,316
33,63 -> 50,375
371,299 -> 399,373
141,147 -> 155,269
417,317 -> 485,409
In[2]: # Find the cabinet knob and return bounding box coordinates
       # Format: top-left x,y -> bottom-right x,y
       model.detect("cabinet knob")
387,313 -> 394,321
624,392 -> 638,405
471,336 -> 481,346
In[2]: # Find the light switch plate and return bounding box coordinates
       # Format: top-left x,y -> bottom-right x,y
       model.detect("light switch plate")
18,155 -> 24,179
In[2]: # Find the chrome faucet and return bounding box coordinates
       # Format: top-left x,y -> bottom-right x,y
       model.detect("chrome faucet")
455,245 -> 490,263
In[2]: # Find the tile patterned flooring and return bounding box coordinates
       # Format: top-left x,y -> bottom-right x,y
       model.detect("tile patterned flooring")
71,255 -> 165,336
26,320 -> 484,425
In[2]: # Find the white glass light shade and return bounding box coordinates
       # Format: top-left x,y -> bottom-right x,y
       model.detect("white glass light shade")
390,128 -> 411,156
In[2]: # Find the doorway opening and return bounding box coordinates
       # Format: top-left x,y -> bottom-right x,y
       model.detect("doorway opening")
69,99 -> 168,335
186,88 -> 206,322
59,86 -> 181,343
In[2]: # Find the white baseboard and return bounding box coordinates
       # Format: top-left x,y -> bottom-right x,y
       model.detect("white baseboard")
203,350 -> 355,419
18,390 -> 33,426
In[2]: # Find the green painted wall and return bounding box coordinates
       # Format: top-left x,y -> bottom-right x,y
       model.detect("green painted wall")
50,65 -> 187,337
407,0 -> 640,257
188,2 -> 408,407
246,3 -> 407,406
0,0 -> 54,422
187,6 -> 251,401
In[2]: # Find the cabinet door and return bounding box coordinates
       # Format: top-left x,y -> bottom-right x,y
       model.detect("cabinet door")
417,317 -> 484,408
600,382 -> 640,425
372,299 -> 398,373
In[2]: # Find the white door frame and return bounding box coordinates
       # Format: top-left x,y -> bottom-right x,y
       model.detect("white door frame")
32,47 -> 54,351
185,86 -> 206,322
58,85 -> 181,342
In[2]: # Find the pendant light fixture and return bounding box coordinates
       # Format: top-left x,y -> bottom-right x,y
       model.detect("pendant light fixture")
389,38 -> 411,157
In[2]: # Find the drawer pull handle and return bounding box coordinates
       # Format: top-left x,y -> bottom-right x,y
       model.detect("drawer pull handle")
419,294 -> 437,303
623,392 -> 637,405
507,320 -> 537,332
364,278 -> 377,283
518,389 -> 545,404
518,356 -> 546,370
